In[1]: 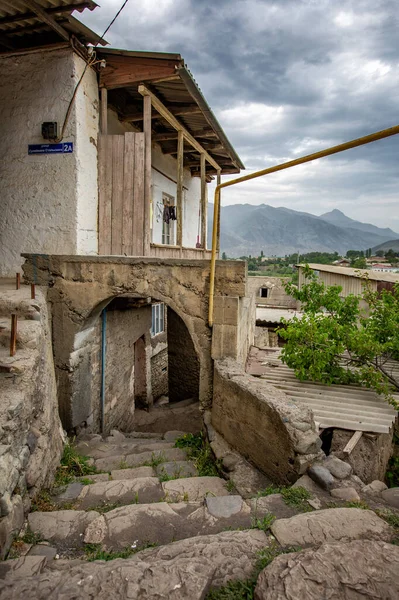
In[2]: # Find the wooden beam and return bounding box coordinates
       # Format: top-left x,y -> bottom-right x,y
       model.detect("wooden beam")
100,56 -> 179,89
152,128 -> 216,141
176,130 -> 184,250
200,154 -> 207,249
162,146 -> 197,156
0,3 -> 92,26
121,104 -> 202,123
138,85 -> 220,171
100,88 -> 108,135
21,0 -> 71,42
143,95 -> 152,256
343,431 -> 363,455
216,170 -> 221,256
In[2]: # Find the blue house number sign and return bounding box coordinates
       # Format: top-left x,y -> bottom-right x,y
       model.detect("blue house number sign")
28,142 -> 74,155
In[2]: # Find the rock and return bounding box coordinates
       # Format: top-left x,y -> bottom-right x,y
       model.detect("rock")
308,465 -> 335,491
54,482 -> 83,502
156,461 -> 198,479
255,540 -> 399,600
77,473 -> 110,483
222,454 -> 239,471
110,430 -> 126,441
76,478 -> 164,509
162,477 -> 229,502
0,556 -> 47,580
0,491 -> 13,517
28,510 -> 100,544
307,498 -> 322,510
28,544 -> 58,561
292,474 -> 325,496
110,466 -> 155,480
0,530 -> 268,599
249,494 -> 299,520
0,495 -> 24,559
94,447 -> 187,472
294,431 -> 322,455
205,496 -> 243,518
163,431 -> 186,442
381,487 -> 399,509
363,480 -> 388,494
323,455 -> 352,479
330,487 -> 360,502
271,508 -> 393,547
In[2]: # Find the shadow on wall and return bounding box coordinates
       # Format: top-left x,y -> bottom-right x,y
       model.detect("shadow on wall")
167,306 -> 200,403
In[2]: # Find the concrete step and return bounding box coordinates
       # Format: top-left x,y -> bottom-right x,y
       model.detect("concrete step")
94,447 -> 188,472
84,499 -> 252,549
162,477 -> 230,502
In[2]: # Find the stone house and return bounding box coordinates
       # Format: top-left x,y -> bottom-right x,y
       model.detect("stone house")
0,0 -> 250,434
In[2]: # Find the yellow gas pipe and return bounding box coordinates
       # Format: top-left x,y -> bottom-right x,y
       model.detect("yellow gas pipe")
209,124 -> 399,326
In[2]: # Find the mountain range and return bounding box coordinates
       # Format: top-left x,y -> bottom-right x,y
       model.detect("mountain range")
207,205 -> 399,257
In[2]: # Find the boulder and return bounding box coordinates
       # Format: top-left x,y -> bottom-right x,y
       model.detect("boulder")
362,480 -> 388,494
271,508 -> 393,547
307,465 -> 335,491
323,456 -> 352,479
330,487 -> 360,502
381,487 -> 399,509
255,540 -> 399,599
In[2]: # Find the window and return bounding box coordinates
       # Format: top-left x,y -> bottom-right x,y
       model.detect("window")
260,287 -> 269,298
162,193 -> 175,245
151,303 -> 165,337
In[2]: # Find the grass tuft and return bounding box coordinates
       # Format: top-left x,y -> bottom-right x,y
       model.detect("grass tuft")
174,432 -> 220,477
251,513 -> 275,532
256,485 -> 312,511
345,501 -> 370,510
84,541 -> 157,562
54,441 -> 97,487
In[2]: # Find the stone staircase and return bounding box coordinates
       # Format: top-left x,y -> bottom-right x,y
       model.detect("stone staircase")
1,428 -> 399,599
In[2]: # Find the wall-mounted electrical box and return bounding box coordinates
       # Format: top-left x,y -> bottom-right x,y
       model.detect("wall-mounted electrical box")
41,122 -> 58,141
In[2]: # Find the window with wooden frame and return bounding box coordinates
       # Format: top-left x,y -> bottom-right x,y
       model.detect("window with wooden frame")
162,192 -> 175,245
151,303 -> 165,337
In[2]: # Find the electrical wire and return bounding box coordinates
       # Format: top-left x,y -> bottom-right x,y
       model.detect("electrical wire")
55,0 -> 130,142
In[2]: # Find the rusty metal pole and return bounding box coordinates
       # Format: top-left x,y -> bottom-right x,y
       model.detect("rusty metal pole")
16,273 -> 20,290
10,315 -> 17,357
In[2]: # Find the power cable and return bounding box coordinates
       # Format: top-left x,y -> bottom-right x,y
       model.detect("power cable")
55,0 -> 130,142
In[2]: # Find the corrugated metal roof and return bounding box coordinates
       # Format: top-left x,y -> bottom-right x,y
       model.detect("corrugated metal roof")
0,1 -> 104,50
299,263 -> 399,283
256,308 -> 302,324
250,348 -> 398,434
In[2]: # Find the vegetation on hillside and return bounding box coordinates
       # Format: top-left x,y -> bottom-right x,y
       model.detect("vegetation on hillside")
278,266 -> 399,408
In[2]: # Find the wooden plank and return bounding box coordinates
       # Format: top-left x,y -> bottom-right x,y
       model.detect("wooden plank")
121,105 -> 202,123
153,129 -> 216,142
200,153 -> 207,249
176,130 -> 184,249
98,135 -> 112,254
138,85 -> 220,171
22,0 -> 70,42
100,55 -> 178,89
133,133 -> 145,255
343,431 -> 363,455
100,88 -> 107,135
111,135 -> 124,255
216,170 -> 221,256
0,3 -> 92,26
143,95 -> 152,256
122,133 -> 135,256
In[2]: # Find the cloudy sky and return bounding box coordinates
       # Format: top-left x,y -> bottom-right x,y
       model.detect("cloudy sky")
79,0 -> 399,230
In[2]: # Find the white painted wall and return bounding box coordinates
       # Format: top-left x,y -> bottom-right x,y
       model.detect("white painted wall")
0,47 -> 99,276
107,107 -> 203,250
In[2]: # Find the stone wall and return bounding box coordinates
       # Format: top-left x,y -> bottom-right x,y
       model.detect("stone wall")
0,47 -> 99,276
151,347 -> 168,401
212,359 -> 322,485
168,308 -> 200,402
247,277 -> 297,308
0,287 -> 64,557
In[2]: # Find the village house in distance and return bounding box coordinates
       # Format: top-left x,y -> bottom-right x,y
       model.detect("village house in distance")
0,2 -> 398,597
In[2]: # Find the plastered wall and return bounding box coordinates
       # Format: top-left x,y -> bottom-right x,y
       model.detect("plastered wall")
0,47 -> 99,276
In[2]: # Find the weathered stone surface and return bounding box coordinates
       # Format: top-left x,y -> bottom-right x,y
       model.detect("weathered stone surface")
205,496 -> 243,518
110,466 -> 155,480
109,430 -> 126,441
163,431 -> 186,442
28,510 -> 100,544
156,461 -> 198,479
330,487 -> 360,502
381,487 -> 399,509
76,478 -> 164,509
0,530 -> 267,599
162,477 -> 229,502
77,473 -> 110,483
94,447 -> 187,472
83,501 -> 252,549
255,540 -> 399,600
308,465 -> 335,491
0,556 -> 47,580
271,508 -> 393,547
249,494 -> 299,520
75,441 -> 174,461
28,544 -> 58,561
0,495 -> 24,559
54,482 -> 83,503
323,455 -> 352,479
362,480 -> 388,494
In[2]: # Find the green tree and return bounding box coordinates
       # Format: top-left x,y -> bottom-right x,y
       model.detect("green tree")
352,257 -> 367,269
222,252 -> 227,260
279,266 -> 399,408
376,250 -> 385,257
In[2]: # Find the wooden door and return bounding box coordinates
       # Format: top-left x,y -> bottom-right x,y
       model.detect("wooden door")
98,132 -> 145,256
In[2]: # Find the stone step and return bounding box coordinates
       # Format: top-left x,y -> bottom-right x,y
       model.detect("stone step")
27,510 -> 100,547
162,477 -> 230,502
155,461 -> 198,480
76,478 -> 164,510
74,440 -> 176,461
84,499 -> 252,549
94,447 -> 188,472
0,530 -> 268,598
110,466 -> 155,480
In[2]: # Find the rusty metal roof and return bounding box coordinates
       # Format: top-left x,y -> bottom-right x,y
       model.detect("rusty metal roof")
0,1 -> 105,51
97,48 -> 244,176
255,348 -> 398,434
